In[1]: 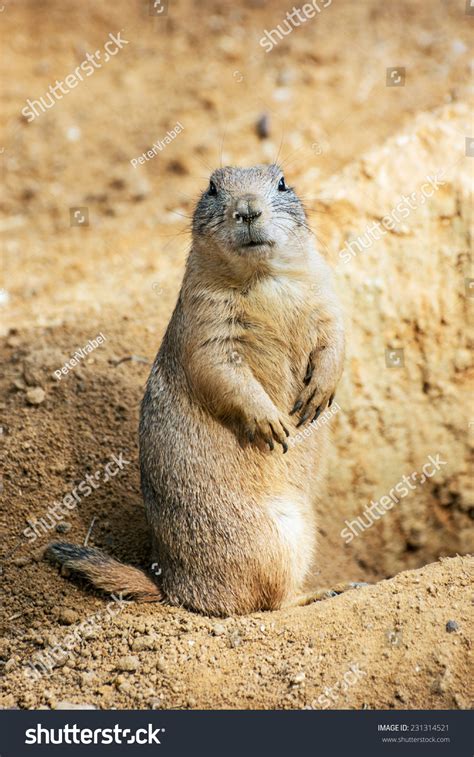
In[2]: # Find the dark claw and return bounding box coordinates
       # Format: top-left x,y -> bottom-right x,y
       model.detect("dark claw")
328,393 -> 335,407
266,438 -> 274,451
303,363 -> 313,385
282,424 -> 290,437
290,399 -> 303,415
296,412 -> 310,428
281,440 -> 288,454
312,405 -> 323,422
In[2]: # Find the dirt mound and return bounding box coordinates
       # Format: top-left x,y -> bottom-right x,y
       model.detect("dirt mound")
319,102 -> 474,578
1,557 -> 472,710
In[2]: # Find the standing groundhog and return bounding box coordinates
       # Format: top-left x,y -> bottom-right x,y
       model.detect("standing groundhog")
47,164 -> 345,616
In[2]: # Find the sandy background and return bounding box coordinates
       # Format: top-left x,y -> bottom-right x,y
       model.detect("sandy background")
0,0 -> 473,710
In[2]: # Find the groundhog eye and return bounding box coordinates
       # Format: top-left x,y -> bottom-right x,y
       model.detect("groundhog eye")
208,180 -> 217,196
278,176 -> 287,191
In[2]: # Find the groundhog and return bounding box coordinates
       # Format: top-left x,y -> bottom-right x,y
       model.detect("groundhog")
47,164 -> 345,616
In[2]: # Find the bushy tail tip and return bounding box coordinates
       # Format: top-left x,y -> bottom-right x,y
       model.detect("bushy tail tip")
45,542 -> 162,603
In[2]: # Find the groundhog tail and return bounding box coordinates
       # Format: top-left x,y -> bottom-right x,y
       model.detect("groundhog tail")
45,542 -> 162,603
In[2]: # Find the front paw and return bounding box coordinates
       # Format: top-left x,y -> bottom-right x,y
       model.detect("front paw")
290,380 -> 335,428
240,408 -> 290,453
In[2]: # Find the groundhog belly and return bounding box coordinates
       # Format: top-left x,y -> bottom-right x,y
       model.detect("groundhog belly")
141,391 -> 317,614
266,494 -> 316,592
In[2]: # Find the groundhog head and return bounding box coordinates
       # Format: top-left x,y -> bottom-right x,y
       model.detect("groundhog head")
192,164 -> 309,269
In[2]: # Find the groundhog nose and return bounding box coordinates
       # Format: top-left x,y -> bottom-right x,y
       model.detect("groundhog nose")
233,195 -> 263,224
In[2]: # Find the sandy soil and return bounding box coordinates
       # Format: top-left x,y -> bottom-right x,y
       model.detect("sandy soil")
0,0 -> 473,710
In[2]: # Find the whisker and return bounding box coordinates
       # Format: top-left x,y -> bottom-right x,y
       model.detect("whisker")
273,130 -> 286,167
219,123 -> 229,169
270,219 -> 308,254
278,146 -> 306,170
169,210 -> 193,220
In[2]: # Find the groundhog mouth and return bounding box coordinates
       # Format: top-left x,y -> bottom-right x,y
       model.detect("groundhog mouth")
235,239 -> 275,257
237,235 -> 275,251
232,230 -> 275,255
242,240 -> 273,248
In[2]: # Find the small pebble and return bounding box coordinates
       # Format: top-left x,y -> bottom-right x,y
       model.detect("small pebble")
23,362 -> 42,387
55,522 -> 71,534
4,658 -> 16,673
290,671 -> 306,685
446,620 -> 459,633
212,623 -> 226,636
57,608 -> 79,625
66,126 -> 81,142
131,636 -> 156,652
228,632 -> 242,649
256,113 -> 270,139
116,655 -> 140,672
26,387 -> 46,405
276,68 -> 293,86
13,556 -> 30,567
79,672 -> 98,688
